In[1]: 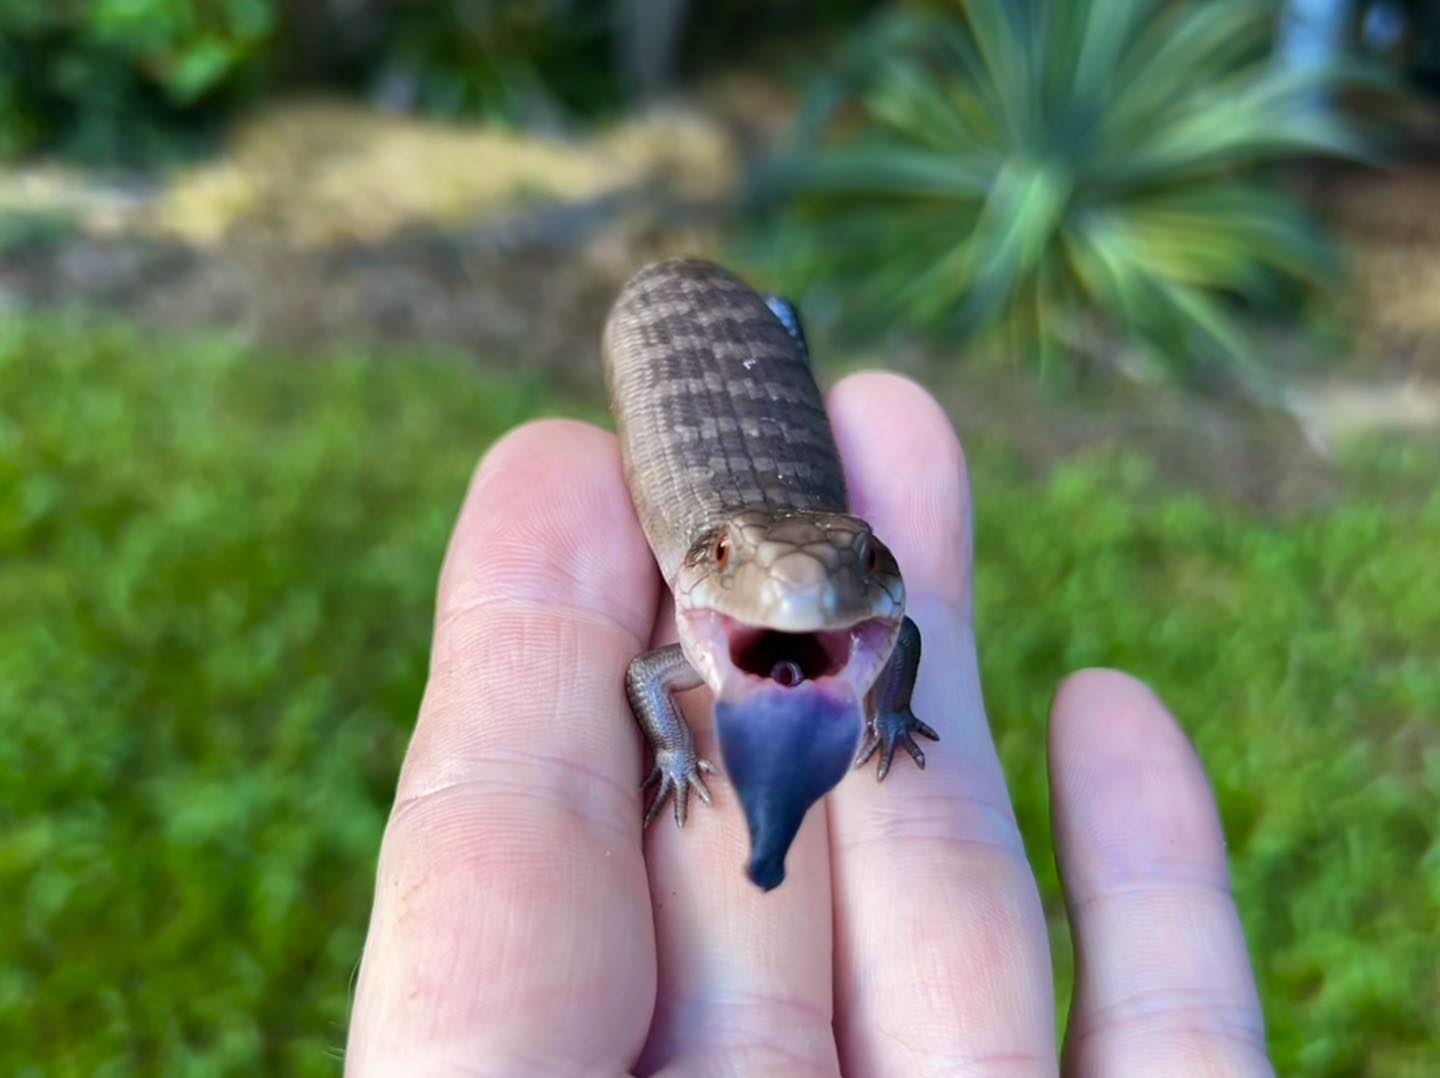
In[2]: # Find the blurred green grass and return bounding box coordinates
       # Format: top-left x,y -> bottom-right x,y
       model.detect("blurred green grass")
2,317 -> 1437,1075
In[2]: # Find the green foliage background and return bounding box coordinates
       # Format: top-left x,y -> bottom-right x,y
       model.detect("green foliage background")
2,319 -> 1436,1074
0,0 -> 276,162
0,0 -> 877,164
0,321 -> 545,1073
765,0 -> 1376,385
0,0 -> 618,163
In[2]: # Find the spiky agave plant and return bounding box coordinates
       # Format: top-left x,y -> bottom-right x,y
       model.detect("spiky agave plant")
772,0 -> 1375,384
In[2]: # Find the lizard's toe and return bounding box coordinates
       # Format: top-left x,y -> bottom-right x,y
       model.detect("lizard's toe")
854,729 -> 881,769
860,708 -> 938,782
643,770 -> 675,827
643,749 -> 719,829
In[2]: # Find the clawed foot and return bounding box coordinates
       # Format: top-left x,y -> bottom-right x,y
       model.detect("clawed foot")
642,749 -> 718,827
855,709 -> 940,781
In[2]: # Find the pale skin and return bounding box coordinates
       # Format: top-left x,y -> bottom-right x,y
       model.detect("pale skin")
346,373 -> 1274,1077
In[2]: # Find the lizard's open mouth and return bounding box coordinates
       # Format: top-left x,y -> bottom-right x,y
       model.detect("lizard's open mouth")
691,611 -> 899,892
682,610 -> 899,698
729,626 -> 854,686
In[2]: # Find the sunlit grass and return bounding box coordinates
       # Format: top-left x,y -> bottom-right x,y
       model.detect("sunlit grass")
1,317 -> 1435,1074
0,319 -> 544,1074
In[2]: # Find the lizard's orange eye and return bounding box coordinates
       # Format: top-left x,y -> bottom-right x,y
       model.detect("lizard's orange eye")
864,540 -> 880,574
714,534 -> 730,568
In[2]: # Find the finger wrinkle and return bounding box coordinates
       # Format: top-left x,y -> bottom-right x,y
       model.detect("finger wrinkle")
427,600 -> 632,694
834,829 -> 1031,878
1066,985 -> 1266,1047
439,538 -> 657,642
836,862 -> 1052,1051
661,987 -> 834,1035
389,762 -> 638,853
851,1027 -> 1056,1078
840,1006 -> 1056,1078
651,1049 -> 837,1078
354,1042 -> 625,1078
1066,882 -> 1257,972
410,604 -> 640,787
833,788 -> 1026,861
368,799 -> 650,998
646,992 -> 839,1078
1066,1016 -> 1273,1078
439,418 -> 657,639
378,783 -> 645,924
431,595 -> 648,672
1063,869 -> 1235,914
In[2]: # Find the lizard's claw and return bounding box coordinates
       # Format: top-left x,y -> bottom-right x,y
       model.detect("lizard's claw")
642,751 -> 717,828
855,708 -> 940,782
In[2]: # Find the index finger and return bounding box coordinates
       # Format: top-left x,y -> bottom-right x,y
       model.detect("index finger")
825,373 -> 1057,1075
346,420 -> 659,1074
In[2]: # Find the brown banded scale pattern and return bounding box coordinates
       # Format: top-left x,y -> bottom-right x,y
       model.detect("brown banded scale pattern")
602,258 -> 849,584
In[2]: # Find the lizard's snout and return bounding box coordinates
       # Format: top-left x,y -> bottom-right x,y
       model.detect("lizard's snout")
753,558 -> 881,633
768,550 -> 833,592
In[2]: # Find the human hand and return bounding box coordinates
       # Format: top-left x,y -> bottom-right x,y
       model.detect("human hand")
346,373 -> 1273,1076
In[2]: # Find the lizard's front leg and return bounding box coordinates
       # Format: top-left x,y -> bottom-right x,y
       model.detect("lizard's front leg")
856,616 -> 940,781
625,642 -> 718,827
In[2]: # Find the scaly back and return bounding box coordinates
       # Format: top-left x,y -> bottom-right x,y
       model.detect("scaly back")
602,259 -> 849,583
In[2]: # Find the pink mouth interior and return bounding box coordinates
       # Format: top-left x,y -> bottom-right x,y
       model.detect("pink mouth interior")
725,618 -> 896,691
729,627 -> 851,686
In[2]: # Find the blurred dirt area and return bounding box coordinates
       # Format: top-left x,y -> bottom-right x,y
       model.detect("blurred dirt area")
829,341 -> 1347,514
0,208 -> 728,398
0,98 -> 753,395
1306,158 -> 1440,379
1298,90 -> 1440,378
0,91 -> 1435,510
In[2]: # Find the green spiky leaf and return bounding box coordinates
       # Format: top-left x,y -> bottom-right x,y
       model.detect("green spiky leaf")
773,0 -> 1386,384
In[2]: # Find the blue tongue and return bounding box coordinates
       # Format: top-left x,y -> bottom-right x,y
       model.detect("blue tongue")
715,685 -> 863,891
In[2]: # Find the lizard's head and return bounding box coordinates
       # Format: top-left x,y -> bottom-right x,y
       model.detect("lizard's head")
674,509 -> 904,689
673,510 -> 905,890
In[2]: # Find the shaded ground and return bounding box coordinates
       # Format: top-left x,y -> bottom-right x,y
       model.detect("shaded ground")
3,96 -> 1437,511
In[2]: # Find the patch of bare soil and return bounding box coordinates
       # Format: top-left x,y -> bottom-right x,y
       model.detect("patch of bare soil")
0,99 -> 742,394
1309,156 -> 1440,378
0,200 -> 727,396
841,346 -> 1345,514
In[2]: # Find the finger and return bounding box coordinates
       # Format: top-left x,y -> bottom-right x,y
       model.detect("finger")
826,373 -> 1057,1076
637,602 -> 842,1077
347,421 -> 659,1075
1050,670 -> 1271,1077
